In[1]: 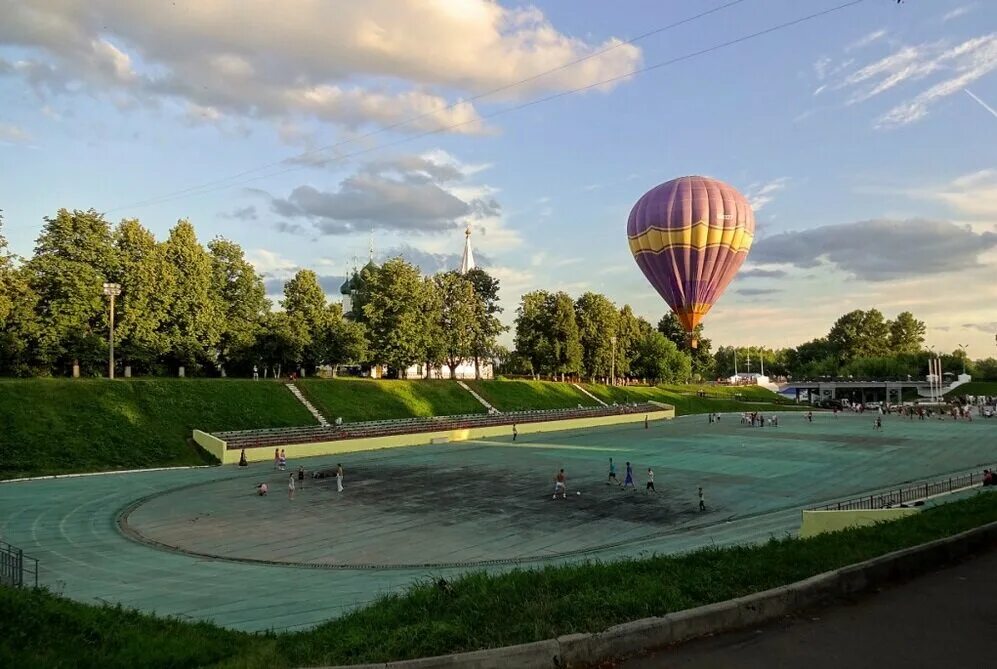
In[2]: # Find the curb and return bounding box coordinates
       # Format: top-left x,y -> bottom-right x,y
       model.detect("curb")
307,513 -> 997,669
0,465 -> 214,484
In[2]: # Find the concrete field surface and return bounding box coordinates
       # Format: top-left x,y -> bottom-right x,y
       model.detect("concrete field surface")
1,412 -> 995,632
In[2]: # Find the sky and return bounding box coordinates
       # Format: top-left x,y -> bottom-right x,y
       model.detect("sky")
1,0 -> 996,357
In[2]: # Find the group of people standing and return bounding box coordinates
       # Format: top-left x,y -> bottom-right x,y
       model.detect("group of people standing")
244,448 -> 344,500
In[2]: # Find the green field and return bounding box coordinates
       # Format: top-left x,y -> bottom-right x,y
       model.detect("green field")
582,382 -> 795,415
3,489 -> 994,669
466,379 -> 598,411
0,379 -> 315,479
296,378 -> 485,422
946,381 -> 997,397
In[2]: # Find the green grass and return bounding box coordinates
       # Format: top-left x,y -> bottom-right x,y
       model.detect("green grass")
296,378 -> 485,422
946,381 -> 997,397
4,490 -> 994,668
582,383 -> 797,416
0,379 -> 315,479
466,379 -> 599,411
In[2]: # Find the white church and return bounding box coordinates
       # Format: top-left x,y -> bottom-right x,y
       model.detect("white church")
340,226 -> 494,380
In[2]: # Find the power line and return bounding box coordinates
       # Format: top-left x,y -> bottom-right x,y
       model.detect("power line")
105,0 -> 752,213
109,0 -> 866,213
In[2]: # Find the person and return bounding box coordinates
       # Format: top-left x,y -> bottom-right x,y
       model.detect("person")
512,424 -> 518,441
335,416 -> 343,426
288,473 -> 295,500
607,457 -> 619,485
646,468 -> 656,494
252,364 -> 259,381
297,465 -> 305,483
807,411 -> 813,423
623,461 -> 636,491
336,463 -> 344,492
273,448 -> 280,470
553,468 -> 567,500
875,417 -> 882,430
278,448 -> 287,471
644,414 -> 649,429
698,486 -> 705,511
257,482 -> 268,496
239,449 -> 248,467
983,470 -> 994,487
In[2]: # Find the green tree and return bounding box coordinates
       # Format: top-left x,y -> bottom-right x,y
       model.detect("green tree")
255,311 -> 309,378
26,209 -> 117,375
657,312 -> 713,380
514,290 -> 552,378
465,268 -> 505,379
888,311 -> 926,354
319,303 -> 368,375
160,220 -> 222,373
827,309 -> 890,360
434,271 -> 478,379
362,257 -> 429,375
614,305 -> 645,379
633,330 -> 691,383
281,269 -> 328,372
208,237 -> 269,375
0,214 -> 39,375
574,292 -> 619,380
0,210 -> 12,325
114,219 -> 174,373
550,292 -> 583,380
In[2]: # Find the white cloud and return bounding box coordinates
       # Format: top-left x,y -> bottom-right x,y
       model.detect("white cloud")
943,5 -> 975,22
846,29 -> 888,52
0,122 -> 30,143
0,0 -> 642,137
912,169 -> 997,219
827,33 -> 997,128
745,178 -> 789,212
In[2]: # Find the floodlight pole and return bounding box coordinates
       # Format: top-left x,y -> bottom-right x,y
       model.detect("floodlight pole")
610,335 -> 617,386
103,283 -> 121,379
958,344 -> 968,375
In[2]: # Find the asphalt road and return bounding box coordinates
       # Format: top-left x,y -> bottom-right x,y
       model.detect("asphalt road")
622,547 -> 997,669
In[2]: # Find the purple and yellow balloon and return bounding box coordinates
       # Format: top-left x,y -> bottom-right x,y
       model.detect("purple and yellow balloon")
627,176 -> 754,348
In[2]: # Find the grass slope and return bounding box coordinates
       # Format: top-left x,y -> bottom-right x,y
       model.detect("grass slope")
466,379 -> 599,411
296,379 -> 485,422
0,379 -> 314,479
3,491 -> 995,668
946,381 -> 997,397
582,382 -> 796,415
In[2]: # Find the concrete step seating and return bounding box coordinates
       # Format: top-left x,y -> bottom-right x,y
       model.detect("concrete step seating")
216,403 -> 658,450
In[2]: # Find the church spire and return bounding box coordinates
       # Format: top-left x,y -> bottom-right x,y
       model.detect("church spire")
459,225 -> 475,274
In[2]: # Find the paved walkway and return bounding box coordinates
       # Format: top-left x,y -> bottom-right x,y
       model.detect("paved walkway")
1,412 -> 994,631
624,546 -> 997,669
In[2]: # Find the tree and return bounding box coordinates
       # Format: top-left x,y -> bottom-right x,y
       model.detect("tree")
574,292 -> 619,380
827,309 -> 890,361
888,311 -> 926,354
26,209 -> 117,375
0,213 -> 39,375
549,292 -> 583,380
633,330 -> 691,383
255,311 -> 309,379
114,219 -> 174,373
160,220 -> 222,373
209,237 -> 269,375
434,272 -> 478,378
0,210 -> 12,325
657,312 -> 713,380
362,258 -> 429,375
614,305 -> 645,379
282,269 -> 328,372
514,290 -> 552,378
319,303 -> 368,375
465,268 -> 505,379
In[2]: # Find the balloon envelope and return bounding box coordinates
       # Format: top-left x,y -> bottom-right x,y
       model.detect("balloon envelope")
627,176 -> 754,334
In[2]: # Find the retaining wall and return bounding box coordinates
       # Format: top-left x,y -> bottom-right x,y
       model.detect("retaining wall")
205,407 -> 675,465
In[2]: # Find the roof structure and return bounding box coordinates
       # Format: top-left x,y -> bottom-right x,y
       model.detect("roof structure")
459,225 -> 475,275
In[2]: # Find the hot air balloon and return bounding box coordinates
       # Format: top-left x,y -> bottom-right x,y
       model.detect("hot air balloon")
627,176 -> 754,348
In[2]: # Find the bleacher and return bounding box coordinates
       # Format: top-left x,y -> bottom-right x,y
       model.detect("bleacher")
215,403 -> 661,451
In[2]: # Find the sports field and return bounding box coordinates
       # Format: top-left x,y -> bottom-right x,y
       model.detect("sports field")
2,411 -> 994,632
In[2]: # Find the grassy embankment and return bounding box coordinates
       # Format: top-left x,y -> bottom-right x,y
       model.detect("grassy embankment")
582,382 -> 797,415
296,378 -> 485,422
946,381 -> 997,397
3,490 -> 995,669
466,378 -> 599,411
0,379 -> 314,480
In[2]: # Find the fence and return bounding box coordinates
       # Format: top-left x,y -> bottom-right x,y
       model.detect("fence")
809,469 -> 993,512
0,540 -> 39,588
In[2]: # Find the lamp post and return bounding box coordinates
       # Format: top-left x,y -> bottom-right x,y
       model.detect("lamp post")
610,335 -> 617,386
958,343 -> 968,375
103,282 -> 121,379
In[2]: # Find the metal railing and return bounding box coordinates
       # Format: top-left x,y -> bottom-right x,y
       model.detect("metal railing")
0,540 -> 39,588
809,468 -> 994,511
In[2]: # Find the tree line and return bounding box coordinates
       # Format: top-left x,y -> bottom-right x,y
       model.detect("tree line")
1,209 -> 994,381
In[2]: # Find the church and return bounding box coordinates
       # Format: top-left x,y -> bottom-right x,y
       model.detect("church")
339,227 -> 494,380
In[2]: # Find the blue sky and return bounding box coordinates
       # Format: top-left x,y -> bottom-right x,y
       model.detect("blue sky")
2,0 -> 996,356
